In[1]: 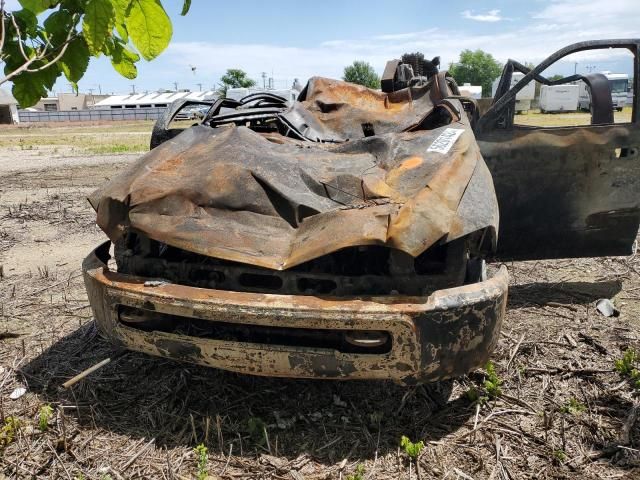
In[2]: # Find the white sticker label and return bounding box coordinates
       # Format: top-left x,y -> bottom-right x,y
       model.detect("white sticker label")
427,128 -> 465,154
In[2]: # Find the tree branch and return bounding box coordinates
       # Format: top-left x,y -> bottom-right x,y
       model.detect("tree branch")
10,13 -> 31,62
0,57 -> 36,85
0,1 -> 6,57
25,31 -> 76,74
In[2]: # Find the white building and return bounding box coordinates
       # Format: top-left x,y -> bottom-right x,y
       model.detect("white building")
93,90 -> 218,109
0,88 -> 19,124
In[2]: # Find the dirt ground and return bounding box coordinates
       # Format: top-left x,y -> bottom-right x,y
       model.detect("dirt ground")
1,121 -> 639,479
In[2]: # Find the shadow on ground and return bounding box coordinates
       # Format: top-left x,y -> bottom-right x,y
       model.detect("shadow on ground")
22,323 -> 473,464
509,279 -> 622,308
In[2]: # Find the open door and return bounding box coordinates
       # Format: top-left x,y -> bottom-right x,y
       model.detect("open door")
476,39 -> 640,261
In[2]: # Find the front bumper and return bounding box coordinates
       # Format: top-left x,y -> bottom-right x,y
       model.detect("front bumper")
83,242 -> 508,384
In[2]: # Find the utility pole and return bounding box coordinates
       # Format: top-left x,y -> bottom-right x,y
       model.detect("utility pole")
130,84 -> 136,94
98,84 -> 102,95
261,72 -> 267,89
196,83 -> 202,91
173,81 -> 179,91
574,62 -> 578,74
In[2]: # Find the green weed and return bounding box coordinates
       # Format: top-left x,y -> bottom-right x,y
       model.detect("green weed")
560,398 -> 585,415
0,417 -> 20,448
615,348 -> 640,390
346,463 -> 366,480
39,404 -> 54,431
248,416 -> 267,445
194,443 -> 208,480
553,449 -> 567,463
400,435 -> 424,460
484,361 -> 502,398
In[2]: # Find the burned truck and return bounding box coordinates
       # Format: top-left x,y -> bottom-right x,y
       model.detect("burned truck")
83,40 -> 640,384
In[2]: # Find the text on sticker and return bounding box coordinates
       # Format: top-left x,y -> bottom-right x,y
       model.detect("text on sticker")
426,128 -> 465,154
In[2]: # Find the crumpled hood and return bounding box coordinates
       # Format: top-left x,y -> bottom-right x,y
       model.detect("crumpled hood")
89,78 -> 498,270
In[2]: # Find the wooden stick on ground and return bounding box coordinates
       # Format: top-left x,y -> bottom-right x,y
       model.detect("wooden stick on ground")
122,437 -> 155,472
61,358 -> 111,389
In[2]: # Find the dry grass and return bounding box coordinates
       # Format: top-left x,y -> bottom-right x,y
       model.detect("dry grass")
515,107 -> 632,127
0,120 -> 153,155
0,122 -> 639,479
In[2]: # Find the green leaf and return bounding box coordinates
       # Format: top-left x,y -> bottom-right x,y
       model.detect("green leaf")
110,40 -> 139,79
2,42 -> 31,71
82,0 -> 115,55
112,0 -> 131,42
60,36 -> 90,82
12,9 -> 38,36
35,61 -> 60,90
125,0 -> 172,61
18,0 -> 58,15
43,9 -> 74,43
181,0 -> 191,15
12,72 -> 49,107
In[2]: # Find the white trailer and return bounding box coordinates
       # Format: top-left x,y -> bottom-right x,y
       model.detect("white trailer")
577,72 -> 629,111
459,83 -> 482,99
539,84 -> 579,113
491,72 -> 536,113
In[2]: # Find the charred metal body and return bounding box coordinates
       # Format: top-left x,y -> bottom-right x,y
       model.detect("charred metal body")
84,39 -> 639,382
477,39 -> 640,260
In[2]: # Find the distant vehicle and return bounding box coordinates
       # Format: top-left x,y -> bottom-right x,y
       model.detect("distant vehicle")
492,72 -> 535,113
578,72 -> 629,111
539,84 -> 579,113
173,104 -> 209,121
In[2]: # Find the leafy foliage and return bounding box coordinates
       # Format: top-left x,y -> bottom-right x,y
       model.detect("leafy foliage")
400,435 -> 424,460
1,0 -> 190,106
343,60 -> 380,89
449,49 -> 503,97
484,361 -> 502,398
560,397 -> 586,415
552,449 -> 567,463
615,348 -> 640,390
38,404 -> 54,431
194,443 -> 208,480
0,416 -> 20,448
217,68 -> 256,97
346,463 -> 366,480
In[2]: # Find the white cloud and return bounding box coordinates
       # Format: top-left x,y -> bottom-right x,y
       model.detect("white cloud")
85,0 -> 636,92
461,9 -> 502,22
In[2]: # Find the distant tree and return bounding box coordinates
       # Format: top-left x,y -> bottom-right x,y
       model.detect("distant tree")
449,49 -> 502,97
548,74 -> 565,82
343,61 -> 380,89
217,68 -> 256,97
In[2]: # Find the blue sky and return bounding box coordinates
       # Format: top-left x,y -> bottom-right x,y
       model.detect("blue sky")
4,0 -> 638,94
